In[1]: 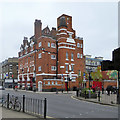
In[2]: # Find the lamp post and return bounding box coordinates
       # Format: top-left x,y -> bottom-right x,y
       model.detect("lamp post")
89,71 -> 92,89
61,74 -> 63,93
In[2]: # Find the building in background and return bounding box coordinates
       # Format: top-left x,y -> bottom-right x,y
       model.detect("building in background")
85,55 -> 103,73
18,14 -> 85,91
85,55 -> 117,89
0,63 -> 2,86
2,57 -> 18,88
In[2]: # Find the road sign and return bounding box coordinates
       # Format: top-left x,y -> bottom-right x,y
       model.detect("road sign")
83,72 -> 85,76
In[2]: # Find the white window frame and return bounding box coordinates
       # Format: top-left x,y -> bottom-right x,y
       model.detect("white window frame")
80,54 -> 83,58
66,65 -> 68,72
71,65 -> 74,72
77,43 -> 80,48
39,42 -> 42,47
48,42 -> 50,47
38,66 -> 41,71
38,53 -> 42,58
52,81 -> 54,85
81,44 -> 83,48
51,55 -> 56,59
48,81 -> 50,85
71,53 -> 74,61
51,66 -> 56,71
51,43 -> 56,48
77,53 -> 80,58
55,81 -> 58,85
66,52 -> 68,60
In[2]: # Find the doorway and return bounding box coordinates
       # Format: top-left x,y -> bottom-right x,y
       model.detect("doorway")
38,81 -> 42,92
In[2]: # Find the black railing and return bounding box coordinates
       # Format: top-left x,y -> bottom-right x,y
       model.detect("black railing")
1,93 -> 47,119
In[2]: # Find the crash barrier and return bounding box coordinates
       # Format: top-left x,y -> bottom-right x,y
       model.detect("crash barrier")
0,93 -> 47,119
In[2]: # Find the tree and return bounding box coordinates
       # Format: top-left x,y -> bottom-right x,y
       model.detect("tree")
77,71 -> 83,87
91,66 -> 103,81
106,70 -> 118,80
77,71 -> 88,88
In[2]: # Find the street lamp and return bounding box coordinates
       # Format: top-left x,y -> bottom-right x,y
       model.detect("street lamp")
88,71 -> 92,89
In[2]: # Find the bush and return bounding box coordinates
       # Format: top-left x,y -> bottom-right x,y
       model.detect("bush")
81,88 -> 94,94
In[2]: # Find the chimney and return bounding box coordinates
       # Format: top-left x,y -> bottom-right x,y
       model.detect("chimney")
23,37 -> 28,46
34,19 -> 42,40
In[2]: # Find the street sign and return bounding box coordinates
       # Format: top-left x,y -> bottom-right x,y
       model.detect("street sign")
83,72 -> 85,76
6,74 -> 8,78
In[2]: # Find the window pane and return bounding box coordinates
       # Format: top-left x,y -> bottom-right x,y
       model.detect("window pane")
71,65 -> 74,72
66,52 -> 68,59
66,65 -> 68,72
77,43 -> 80,47
48,42 -> 50,47
71,53 -> 73,60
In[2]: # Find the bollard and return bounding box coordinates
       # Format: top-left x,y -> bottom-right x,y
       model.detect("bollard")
7,93 -> 9,109
85,90 -> 86,99
44,98 -> 47,119
56,89 -> 58,94
98,90 -> 100,102
23,95 -> 25,112
88,90 -> 91,98
76,90 -> 79,97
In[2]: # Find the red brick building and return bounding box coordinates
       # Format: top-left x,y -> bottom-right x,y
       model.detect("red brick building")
18,14 -> 85,91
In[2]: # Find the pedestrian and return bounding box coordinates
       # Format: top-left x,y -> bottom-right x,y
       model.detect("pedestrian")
106,86 -> 110,96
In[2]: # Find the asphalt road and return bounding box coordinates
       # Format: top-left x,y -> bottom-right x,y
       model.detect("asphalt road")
2,90 -> 118,118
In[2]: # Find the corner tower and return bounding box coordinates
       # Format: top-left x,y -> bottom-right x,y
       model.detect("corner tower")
57,14 -> 85,88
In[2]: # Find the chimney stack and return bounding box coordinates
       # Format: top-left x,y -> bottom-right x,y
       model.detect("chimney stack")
34,19 -> 42,40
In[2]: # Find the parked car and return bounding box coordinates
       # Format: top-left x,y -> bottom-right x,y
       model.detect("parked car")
0,86 -> 5,90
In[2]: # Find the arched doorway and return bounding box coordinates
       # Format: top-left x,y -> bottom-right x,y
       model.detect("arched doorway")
38,81 -> 42,92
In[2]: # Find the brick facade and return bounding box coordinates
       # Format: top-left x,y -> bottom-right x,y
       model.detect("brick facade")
18,14 -> 85,91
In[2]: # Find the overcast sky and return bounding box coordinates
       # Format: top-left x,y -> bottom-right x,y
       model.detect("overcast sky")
0,0 -> 118,62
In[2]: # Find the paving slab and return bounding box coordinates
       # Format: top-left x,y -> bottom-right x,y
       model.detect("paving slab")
1,107 -> 37,118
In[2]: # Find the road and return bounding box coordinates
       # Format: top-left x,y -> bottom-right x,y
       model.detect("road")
2,90 -> 118,118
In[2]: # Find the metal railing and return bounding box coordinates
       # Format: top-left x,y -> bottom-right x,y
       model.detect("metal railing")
0,93 -> 47,119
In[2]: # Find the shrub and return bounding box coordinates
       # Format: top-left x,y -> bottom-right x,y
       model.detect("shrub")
81,88 -> 94,94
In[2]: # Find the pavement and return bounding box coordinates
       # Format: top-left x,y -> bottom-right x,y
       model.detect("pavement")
1,107 -> 39,119
73,91 -> 118,107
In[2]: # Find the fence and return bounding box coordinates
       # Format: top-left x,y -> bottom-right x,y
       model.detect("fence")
0,93 -> 47,119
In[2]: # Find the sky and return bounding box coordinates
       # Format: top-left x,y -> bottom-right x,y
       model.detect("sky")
0,0 -> 118,62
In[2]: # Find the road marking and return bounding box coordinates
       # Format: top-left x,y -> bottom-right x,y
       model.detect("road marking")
46,115 -> 54,118
71,96 -> 80,101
